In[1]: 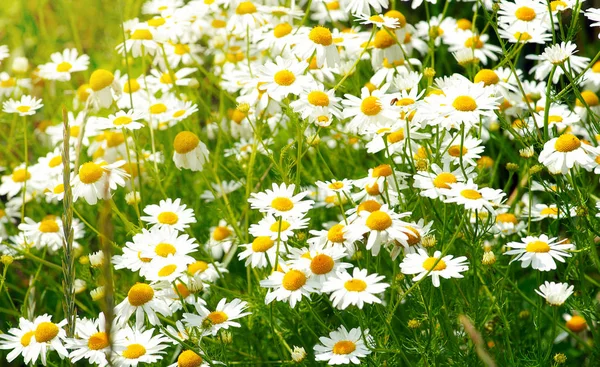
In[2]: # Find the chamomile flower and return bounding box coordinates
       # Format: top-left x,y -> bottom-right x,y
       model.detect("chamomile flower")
527,42 -> 589,84
183,298 -> 250,336
66,313 -> 116,367
290,245 -> 352,284
539,133 -> 600,174
531,104 -> 579,132
39,48 -> 89,81
321,267 -> 389,309
493,211 -> 526,236
400,249 -> 469,287
293,26 -> 340,68
355,13 -> 400,28
260,264 -> 316,308
112,325 -> 169,367
536,281 -> 574,306
2,95 -> 43,116
342,86 -> 398,134
308,223 -> 358,256
505,234 -> 574,271
249,182 -> 314,219
238,236 -> 280,268
97,110 -> 146,131
529,203 -> 578,221
249,214 -> 310,241
116,23 -> 160,57
290,85 -> 342,127
344,204 -> 415,256
72,160 -> 129,205
441,136 -> 485,167
0,317 -> 37,365
444,180 -> 505,213
114,282 -> 173,328
28,314 -> 69,366
228,2 -> 268,35
0,165 -> 36,199
89,69 -> 121,110
141,198 -> 196,231
585,8 -> 600,35
313,326 -> 373,365
172,131 -> 210,172
413,163 -> 475,199
498,0 -> 549,29
147,67 -> 197,93
168,350 -> 210,367
257,56 -> 312,101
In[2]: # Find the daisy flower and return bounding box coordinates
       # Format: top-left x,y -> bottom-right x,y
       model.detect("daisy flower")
18,215 -> 83,253
313,326 -> 373,365
28,314 -> 69,366
529,203 -> 577,221
342,86 -> 398,134
249,215 -> 310,241
293,26 -> 340,68
0,317 -> 37,365
321,267 -> 389,309
441,136 -> 485,167
539,133 -> 600,174
504,234 -> 574,271
206,219 -> 236,260
249,182 -> 314,219
531,103 -> 579,132
0,165 -> 35,199
355,13 -> 400,28
444,180 -> 505,213
2,95 -> 43,116
172,131 -> 210,172
183,298 -> 250,336
238,236 -> 280,268
260,264 -> 316,308
346,0 -> 389,15
257,56 -> 312,101
66,313 -> 117,367
114,282 -> 173,328
365,121 -> 430,155
141,198 -> 196,231
493,211 -> 526,237
400,249 -> 469,287
344,204 -> 414,256
535,281 -> 574,306
72,160 -> 129,205
308,223 -> 358,256
585,8 -> 600,36
168,350 -> 210,367
413,163 -> 475,199
116,23 -> 160,57
498,0 -> 549,29
147,67 -> 197,93
290,245 -> 352,284
498,23 -> 551,44
527,42 -> 589,84
228,1 -> 267,35
143,255 -> 189,283
39,48 -> 89,81
96,110 -> 146,131
289,84 -> 342,127
112,325 -> 169,367
89,69 -> 121,110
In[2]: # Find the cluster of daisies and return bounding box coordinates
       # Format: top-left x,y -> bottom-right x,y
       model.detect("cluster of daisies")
1,0 -> 600,365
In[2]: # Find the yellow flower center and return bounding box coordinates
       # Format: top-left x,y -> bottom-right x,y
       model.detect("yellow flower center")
174,283 -> 191,298
158,264 -> 178,277
213,226 -> 231,241
385,10 -> 407,27
332,340 -> 357,355
178,350 -> 203,367
274,69 -> 296,86
496,213 -> 517,224
155,243 -> 177,257
448,145 -> 468,157
114,116 -> 133,126
34,322 -> 59,343
90,69 -> 114,91
361,96 -> 382,116
307,91 -> 330,106
548,115 -> 563,124
150,103 -> 167,114
0,77 -> 16,87
460,189 -> 482,200
452,95 -> 478,112
48,155 -> 62,168
372,164 -> 393,177
147,17 -> 166,27
387,129 -> 405,144
456,18 -> 472,30
525,240 -> 551,253
433,172 -> 457,189
88,332 -> 109,350
327,224 -> 345,243
16,105 -> 31,113
366,210 -> 393,231
357,200 -> 382,214
12,168 -> 31,183
540,207 -> 558,216
53,184 -> 65,194
374,29 -> 396,49
160,73 -> 176,84
273,23 -> 293,38
123,79 -> 140,93
326,1 -> 340,10
207,311 -> 228,324
79,162 -> 104,184
577,90 -> 599,107
309,26 -> 333,46
269,220 -> 291,232
464,36 -> 484,49
310,254 -> 334,274
515,6 -> 536,21
396,98 -> 415,106
56,62 -> 72,72
173,44 -> 190,56
592,61 -> 600,73
422,257 -> 447,271
344,279 -> 367,292
550,0 -> 567,11
513,32 -> 532,41
157,211 -> 179,225
236,1 -> 257,14
131,29 -> 153,40
173,131 -> 200,154
566,315 -> 587,332
328,181 -> 344,190
38,219 -> 59,233
123,343 -> 147,359
474,69 -> 499,86
251,236 -> 275,252
554,133 -> 581,153
271,197 -> 294,212
20,331 -> 34,347
188,261 -> 209,274
282,270 -> 306,290
127,283 -> 154,306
